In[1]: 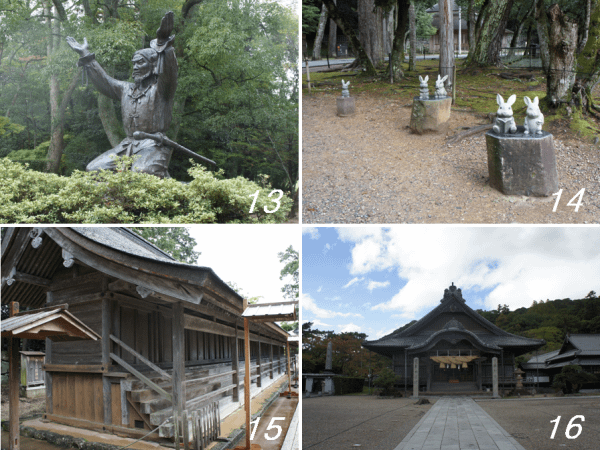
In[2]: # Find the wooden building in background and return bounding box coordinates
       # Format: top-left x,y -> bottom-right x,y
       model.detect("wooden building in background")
1,227 -> 290,441
363,284 -> 545,394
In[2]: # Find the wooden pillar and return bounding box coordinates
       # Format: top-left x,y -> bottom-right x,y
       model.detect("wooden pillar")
269,343 -> 274,380
172,302 -> 186,420
286,340 -> 291,399
426,357 -> 431,392
232,323 -> 240,402
45,292 -> 53,415
243,300 -> 251,450
101,297 -> 112,426
257,339 -> 262,387
9,302 -> 20,450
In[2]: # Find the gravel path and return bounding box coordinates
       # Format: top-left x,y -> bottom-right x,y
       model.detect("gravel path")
302,93 -> 600,224
302,396 -> 435,450
476,396 -> 600,450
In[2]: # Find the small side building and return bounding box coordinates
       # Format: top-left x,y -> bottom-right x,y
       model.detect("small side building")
1,227 -> 290,441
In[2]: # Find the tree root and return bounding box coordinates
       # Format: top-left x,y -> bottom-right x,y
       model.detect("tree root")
446,124 -> 493,146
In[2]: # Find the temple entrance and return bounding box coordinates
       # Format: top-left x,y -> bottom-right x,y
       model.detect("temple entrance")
432,361 -> 474,383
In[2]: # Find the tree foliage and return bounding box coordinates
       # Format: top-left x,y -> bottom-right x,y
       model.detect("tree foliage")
0,0 -> 298,200
302,322 -> 392,377
129,227 -> 200,264
552,364 -> 598,394
0,158 -> 292,223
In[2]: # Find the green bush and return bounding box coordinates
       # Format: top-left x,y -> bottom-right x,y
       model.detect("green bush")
375,367 -> 402,396
0,158 -> 292,223
333,377 -> 365,395
552,364 -> 598,394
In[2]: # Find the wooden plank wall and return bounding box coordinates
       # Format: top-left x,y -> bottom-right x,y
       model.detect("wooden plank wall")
52,301 -> 103,365
52,373 -> 104,423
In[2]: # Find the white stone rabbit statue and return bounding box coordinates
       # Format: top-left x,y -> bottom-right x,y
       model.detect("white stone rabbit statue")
493,94 -> 517,134
419,75 -> 429,100
523,96 -> 544,135
341,79 -> 350,98
434,74 -> 448,98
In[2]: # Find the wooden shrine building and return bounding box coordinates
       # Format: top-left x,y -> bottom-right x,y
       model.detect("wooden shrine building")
363,283 -> 545,395
1,227 -> 290,442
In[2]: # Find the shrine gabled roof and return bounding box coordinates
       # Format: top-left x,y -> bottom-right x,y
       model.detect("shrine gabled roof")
545,334 -> 600,364
1,227 -> 241,312
363,284 -> 545,354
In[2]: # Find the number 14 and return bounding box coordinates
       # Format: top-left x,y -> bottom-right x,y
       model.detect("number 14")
552,189 -> 585,212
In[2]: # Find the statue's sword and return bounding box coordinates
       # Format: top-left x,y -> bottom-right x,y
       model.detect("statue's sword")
133,131 -> 217,166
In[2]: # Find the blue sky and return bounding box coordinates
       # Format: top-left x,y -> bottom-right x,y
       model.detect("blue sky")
302,226 -> 600,340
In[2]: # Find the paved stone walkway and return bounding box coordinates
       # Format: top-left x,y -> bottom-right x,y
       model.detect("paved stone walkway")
394,398 -> 527,450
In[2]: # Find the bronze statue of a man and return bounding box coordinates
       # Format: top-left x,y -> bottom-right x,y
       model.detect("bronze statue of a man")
67,12 -> 178,178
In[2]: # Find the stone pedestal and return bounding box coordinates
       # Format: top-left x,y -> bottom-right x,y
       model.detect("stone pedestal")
323,377 -> 334,395
410,97 -> 452,134
486,127 -> 558,196
337,97 -> 355,117
413,357 -> 419,398
492,357 -> 499,398
305,377 -> 313,394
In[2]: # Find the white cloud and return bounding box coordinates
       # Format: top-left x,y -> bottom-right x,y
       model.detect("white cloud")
302,227 -> 320,239
342,277 -> 364,288
367,280 -> 390,291
339,323 -> 362,333
302,293 -> 363,319
339,227 -> 600,313
317,286 -> 322,292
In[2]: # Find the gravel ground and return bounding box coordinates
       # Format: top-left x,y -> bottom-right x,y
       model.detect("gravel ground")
302,93 -> 600,224
301,395 -> 435,450
476,396 -> 600,450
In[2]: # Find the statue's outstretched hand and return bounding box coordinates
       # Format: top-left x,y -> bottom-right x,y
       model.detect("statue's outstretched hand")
66,36 -> 90,57
156,11 -> 174,45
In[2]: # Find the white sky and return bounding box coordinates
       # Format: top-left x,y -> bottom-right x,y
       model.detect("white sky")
187,225 -> 300,304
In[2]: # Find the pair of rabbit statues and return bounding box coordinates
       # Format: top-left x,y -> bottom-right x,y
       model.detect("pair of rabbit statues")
494,94 -> 544,136
419,74 -> 449,100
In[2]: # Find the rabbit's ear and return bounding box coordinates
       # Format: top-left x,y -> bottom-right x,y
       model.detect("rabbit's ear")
441,75 -> 448,82
424,75 -> 429,82
342,79 -> 345,84
419,75 -> 423,82
533,96 -> 539,105
497,93 -> 504,105
524,96 -> 531,106
507,94 -> 516,106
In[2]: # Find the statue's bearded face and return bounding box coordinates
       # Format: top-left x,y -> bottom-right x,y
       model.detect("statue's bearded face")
132,54 -> 152,83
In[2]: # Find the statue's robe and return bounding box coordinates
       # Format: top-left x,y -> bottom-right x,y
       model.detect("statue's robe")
79,40 -> 177,178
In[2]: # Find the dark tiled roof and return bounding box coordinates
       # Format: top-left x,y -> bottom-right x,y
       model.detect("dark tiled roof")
567,334 -> 600,355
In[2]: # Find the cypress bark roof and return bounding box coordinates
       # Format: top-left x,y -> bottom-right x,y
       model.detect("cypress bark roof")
363,283 -> 545,356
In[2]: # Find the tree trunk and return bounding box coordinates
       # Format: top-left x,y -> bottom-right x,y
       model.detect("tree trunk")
358,0 -> 383,67
578,0 -> 592,54
408,1 -> 416,72
439,0 -> 454,87
508,3 -> 533,57
546,4 -> 578,104
313,3 -> 327,60
328,0 -> 337,57
535,0 -> 551,72
467,0 -> 476,52
390,0 -> 410,81
45,1 -> 63,174
466,0 -> 514,67
574,1 -> 600,113
322,0 -> 376,75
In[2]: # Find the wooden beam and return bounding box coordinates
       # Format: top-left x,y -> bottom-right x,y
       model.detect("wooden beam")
244,312 -> 251,450
1,228 -> 33,289
126,392 -> 152,430
11,271 -> 52,287
232,324 -> 240,402
109,334 -> 171,380
9,301 -> 20,450
43,364 -> 107,373
49,271 -> 104,292
172,302 -> 186,422
109,353 -> 172,402
184,314 -> 235,337
102,297 -> 111,425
